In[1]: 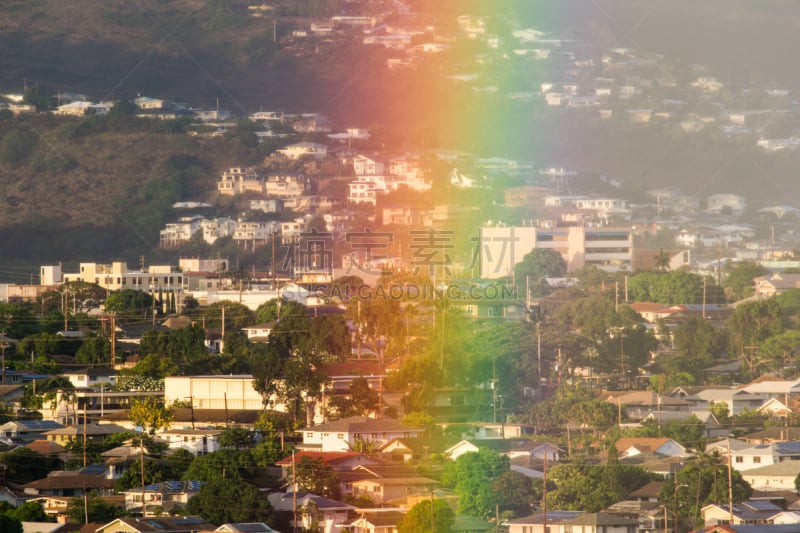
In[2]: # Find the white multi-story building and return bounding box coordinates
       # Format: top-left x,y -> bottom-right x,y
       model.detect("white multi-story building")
217,167 -> 262,196
479,225 -> 633,278
200,217 -> 236,245
264,172 -> 306,197
159,215 -> 206,248
62,262 -> 183,293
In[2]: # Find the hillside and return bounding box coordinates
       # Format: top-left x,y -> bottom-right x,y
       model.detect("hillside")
4,0 -> 800,275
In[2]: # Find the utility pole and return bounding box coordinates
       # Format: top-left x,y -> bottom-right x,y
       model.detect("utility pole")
0,332 -> 7,386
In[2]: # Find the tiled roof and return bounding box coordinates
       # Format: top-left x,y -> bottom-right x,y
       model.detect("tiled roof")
274,451 -> 366,467
307,416 -> 419,434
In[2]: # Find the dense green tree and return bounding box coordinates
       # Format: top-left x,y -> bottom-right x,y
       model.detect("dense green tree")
514,249 -> 568,296
727,300 -> 783,377
546,459 -> 651,512
627,271 -> 720,304
290,455 -> 341,499
674,316 -> 727,365
115,458 -> 176,491
218,426 -> 256,449
183,448 -> 256,482
723,261 -> 765,301
67,493 -> 124,523
398,499 -> 455,533
186,479 -> 273,524
7,501 -> 50,522
759,329 -> 800,377
2,447 -> 62,483
0,515 -> 22,533
75,334 -> 111,365
104,289 -> 154,317
661,451 -> 751,528
494,470 -> 538,517
442,448 -> 509,518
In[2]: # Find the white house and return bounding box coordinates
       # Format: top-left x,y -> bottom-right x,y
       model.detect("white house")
158,428 -> 222,455
741,461 -> 800,491
445,439 -> 562,463
277,142 -> 328,160
298,416 -> 422,452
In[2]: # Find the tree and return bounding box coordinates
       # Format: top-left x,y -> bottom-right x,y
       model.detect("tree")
67,493 -> 124,523
290,455 -> 341,499
1,448 -> 62,483
661,450 -> 752,528
7,501 -> 49,522
186,479 -> 273,524
104,289 -> 154,317
183,448 -> 258,483
398,499 -> 455,533
218,426 -> 256,449
0,515 -> 22,533
493,470 -> 537,517
654,249 -> 671,272
724,262 -> 765,301
727,300 -> 783,377
514,249 -> 567,296
442,448 -> 509,518
129,397 -> 174,436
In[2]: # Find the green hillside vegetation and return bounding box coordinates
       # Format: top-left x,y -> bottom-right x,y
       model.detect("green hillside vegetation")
0,111 -> 274,264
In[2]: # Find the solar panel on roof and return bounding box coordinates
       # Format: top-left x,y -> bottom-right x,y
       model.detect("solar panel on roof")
745,501 -> 781,511
178,517 -> 205,525
146,520 -> 165,529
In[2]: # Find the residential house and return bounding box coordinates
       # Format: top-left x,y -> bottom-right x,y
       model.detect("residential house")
0,420 -> 64,441
160,216 -> 206,248
706,439 -> 800,472
613,437 -> 689,459
42,423 -> 127,445
754,274 -> 800,299
23,471 -> 115,497
277,142 -> 328,160
352,154 -> 386,175
213,524 -> 282,533
62,367 -> 118,389
158,428 -> 222,455
298,416 -> 422,452
605,500 -> 666,533
242,322 -> 275,343
350,475 -> 437,505
444,439 -> 562,466
267,492 -> 352,533
275,451 -> 378,483
265,172 -> 306,197
702,502 -> 786,526
742,461 -> 800,492
217,167 -> 263,196
742,427 -> 800,445
672,387 -> 772,416
0,485 -> 29,508
504,512 -> 637,533
28,495 -> 72,521
122,480 -> 203,516
95,516 -> 216,533
706,194 -> 747,215
55,101 -> 110,116
604,391 -> 693,421
503,511 -> 583,533
343,511 -> 406,533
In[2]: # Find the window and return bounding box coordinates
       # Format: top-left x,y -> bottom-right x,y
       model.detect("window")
337,433 -> 344,439
735,456 -> 743,463
753,456 -> 761,463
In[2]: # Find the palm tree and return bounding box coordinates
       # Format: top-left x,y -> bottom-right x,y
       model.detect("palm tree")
655,249 -> 671,272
